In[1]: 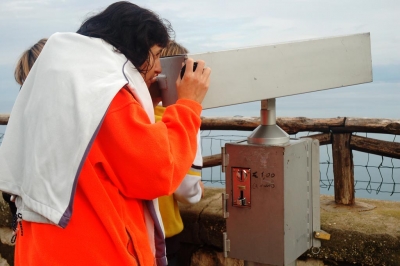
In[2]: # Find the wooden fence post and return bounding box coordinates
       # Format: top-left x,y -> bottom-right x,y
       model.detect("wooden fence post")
332,133 -> 355,205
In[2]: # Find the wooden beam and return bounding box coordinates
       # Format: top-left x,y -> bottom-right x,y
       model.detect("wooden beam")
345,118 -> 400,135
0,114 -> 9,125
350,135 -> 400,159
277,117 -> 344,134
201,117 -> 400,135
332,133 -> 354,205
203,154 -> 222,168
200,116 -> 345,134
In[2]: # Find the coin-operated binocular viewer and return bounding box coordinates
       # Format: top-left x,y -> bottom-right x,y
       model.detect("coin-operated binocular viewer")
222,100 -> 319,266
152,33 -> 372,265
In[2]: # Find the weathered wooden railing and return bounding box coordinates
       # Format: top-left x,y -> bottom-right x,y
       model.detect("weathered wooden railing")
2,114 -> 400,205
200,116 -> 400,205
0,114 -> 8,125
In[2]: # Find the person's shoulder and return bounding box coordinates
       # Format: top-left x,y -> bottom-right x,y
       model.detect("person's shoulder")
108,88 -> 140,112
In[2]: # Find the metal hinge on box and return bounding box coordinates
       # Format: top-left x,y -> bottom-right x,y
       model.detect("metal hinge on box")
221,147 -> 228,173
222,193 -> 229,218
223,232 -> 230,258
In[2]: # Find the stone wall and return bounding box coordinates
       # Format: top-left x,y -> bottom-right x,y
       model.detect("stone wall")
0,195 -> 14,266
1,188 -> 400,266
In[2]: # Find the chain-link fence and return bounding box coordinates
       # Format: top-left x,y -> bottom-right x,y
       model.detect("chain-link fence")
200,130 -> 400,201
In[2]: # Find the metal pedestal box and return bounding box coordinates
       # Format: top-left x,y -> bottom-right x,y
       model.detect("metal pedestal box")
223,138 -> 321,265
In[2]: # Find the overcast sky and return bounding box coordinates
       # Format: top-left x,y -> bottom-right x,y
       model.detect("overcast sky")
0,0 -> 399,119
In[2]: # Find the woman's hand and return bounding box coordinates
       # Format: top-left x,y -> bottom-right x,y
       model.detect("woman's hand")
175,58 -> 211,104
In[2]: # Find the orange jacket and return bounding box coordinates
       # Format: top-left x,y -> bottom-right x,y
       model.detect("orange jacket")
15,88 -> 202,266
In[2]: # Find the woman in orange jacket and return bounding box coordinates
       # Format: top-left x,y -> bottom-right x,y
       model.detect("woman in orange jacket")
0,2 -> 211,265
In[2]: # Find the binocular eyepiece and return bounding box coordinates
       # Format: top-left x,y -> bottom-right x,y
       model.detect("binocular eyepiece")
150,55 -> 198,107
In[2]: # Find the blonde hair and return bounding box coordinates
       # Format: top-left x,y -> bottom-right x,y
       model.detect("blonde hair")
14,38 -> 47,85
160,40 -> 188,57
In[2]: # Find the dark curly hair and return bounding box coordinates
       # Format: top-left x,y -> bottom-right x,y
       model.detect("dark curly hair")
77,1 -> 174,74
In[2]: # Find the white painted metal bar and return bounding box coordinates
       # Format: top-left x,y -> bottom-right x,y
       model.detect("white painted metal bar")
190,33 -> 372,109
